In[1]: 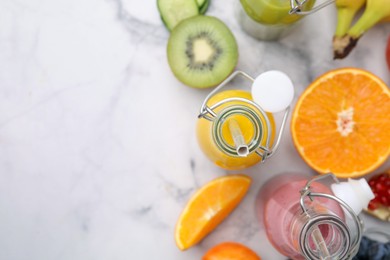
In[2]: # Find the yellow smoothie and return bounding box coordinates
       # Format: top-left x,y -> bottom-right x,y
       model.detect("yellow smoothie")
240,0 -> 315,25
197,90 -> 275,170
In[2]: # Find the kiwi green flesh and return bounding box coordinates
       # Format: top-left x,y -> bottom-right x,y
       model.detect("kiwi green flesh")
167,16 -> 238,88
157,0 -> 199,31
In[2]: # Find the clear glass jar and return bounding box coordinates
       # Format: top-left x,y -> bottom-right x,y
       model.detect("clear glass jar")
236,0 -> 322,40
196,71 -> 290,170
256,173 -> 371,259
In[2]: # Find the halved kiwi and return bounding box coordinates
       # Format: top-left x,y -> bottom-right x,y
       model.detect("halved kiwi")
167,16 -> 238,88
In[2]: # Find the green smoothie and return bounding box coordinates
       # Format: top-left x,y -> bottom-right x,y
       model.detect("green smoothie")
240,0 -> 315,25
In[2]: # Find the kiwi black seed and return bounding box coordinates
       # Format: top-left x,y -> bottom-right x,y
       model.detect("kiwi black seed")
167,16 -> 238,88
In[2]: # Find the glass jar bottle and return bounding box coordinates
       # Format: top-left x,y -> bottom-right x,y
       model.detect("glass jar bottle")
196,71 -> 291,170
256,173 -> 374,259
236,0 -> 334,40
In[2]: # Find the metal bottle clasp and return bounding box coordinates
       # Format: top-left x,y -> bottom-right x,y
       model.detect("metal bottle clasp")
198,70 -> 290,162
289,0 -> 335,15
298,173 -> 363,260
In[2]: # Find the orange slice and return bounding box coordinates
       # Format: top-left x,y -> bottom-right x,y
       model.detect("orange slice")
175,175 -> 251,250
292,68 -> 390,178
203,242 -> 261,260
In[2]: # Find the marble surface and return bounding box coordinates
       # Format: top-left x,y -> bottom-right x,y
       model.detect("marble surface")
0,0 -> 389,259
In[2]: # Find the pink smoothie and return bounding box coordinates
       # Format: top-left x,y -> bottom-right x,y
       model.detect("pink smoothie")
257,174 -> 344,259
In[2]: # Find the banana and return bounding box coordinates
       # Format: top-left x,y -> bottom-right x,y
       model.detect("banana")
334,0 -> 366,37
334,0 -> 390,59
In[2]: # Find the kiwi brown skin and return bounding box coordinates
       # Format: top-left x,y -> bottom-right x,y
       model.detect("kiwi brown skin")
167,15 -> 238,88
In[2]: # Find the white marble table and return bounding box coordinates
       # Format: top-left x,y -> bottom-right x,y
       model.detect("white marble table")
0,0 -> 389,259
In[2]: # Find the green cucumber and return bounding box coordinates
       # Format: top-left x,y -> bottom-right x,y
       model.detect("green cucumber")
196,0 -> 207,8
199,0 -> 210,14
157,0 -> 199,31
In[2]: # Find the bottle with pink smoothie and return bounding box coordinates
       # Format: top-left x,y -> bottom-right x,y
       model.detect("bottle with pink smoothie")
256,173 -> 374,260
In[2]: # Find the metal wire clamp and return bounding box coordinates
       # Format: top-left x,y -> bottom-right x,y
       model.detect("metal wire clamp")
198,70 -> 290,162
289,0 -> 335,15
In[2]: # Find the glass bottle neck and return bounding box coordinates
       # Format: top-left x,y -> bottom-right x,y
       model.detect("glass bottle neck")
212,104 -> 265,157
290,204 -> 352,260
212,101 -> 272,160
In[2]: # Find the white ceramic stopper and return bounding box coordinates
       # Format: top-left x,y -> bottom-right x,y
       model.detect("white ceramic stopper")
251,70 -> 294,113
331,178 -> 375,215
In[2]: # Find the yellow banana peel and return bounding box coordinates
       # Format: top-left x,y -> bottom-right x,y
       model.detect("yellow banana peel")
334,0 -> 366,37
334,0 -> 390,59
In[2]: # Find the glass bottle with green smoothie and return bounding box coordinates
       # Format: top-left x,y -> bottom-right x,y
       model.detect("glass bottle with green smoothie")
236,0 -> 318,40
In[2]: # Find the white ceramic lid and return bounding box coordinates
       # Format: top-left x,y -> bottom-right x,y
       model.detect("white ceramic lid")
331,178 -> 375,215
251,70 -> 294,113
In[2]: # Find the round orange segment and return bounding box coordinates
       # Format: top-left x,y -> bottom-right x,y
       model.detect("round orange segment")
291,68 -> 390,178
175,175 -> 251,250
203,242 -> 261,260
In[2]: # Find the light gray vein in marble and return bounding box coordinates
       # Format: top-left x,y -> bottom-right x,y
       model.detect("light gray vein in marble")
0,0 -> 389,259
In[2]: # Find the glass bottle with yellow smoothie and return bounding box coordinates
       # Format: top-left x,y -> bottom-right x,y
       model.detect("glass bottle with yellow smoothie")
197,71 -> 293,170
236,0 -> 331,40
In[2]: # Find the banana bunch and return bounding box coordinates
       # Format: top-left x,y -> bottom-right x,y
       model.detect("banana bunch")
333,0 -> 390,59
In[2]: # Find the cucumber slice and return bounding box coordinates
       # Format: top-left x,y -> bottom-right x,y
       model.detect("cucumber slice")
199,0 -> 210,14
196,0 -> 207,8
157,0 -> 199,31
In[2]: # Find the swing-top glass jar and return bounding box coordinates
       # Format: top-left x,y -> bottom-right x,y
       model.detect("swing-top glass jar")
257,173 -> 374,259
236,0 -> 335,40
196,70 -> 292,170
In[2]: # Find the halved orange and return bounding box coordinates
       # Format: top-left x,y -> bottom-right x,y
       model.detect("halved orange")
175,175 -> 251,250
292,68 -> 390,178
